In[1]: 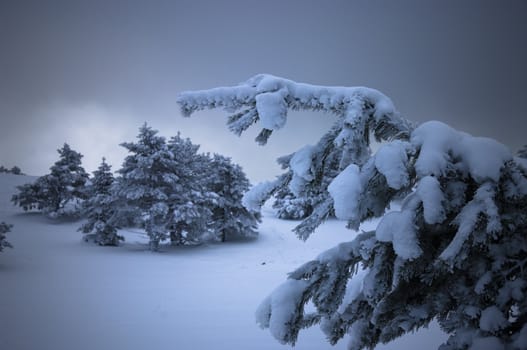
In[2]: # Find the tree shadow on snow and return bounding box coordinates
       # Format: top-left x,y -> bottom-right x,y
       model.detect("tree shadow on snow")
11,211 -> 83,226
113,232 -> 259,256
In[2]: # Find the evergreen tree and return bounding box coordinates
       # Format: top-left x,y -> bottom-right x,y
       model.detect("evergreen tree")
0,222 -> 13,252
47,143 -> 90,211
205,154 -> 259,242
0,165 -> 24,175
178,74 -> 527,350
11,178 -> 48,211
12,143 -> 89,217
9,166 -> 22,175
164,134 -> 213,245
79,158 -> 123,246
115,124 -> 258,249
116,123 -> 176,251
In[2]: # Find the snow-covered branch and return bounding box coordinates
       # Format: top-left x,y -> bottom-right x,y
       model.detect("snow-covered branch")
178,74 -> 411,145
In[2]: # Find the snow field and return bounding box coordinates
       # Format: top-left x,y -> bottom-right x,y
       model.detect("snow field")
0,174 -> 444,349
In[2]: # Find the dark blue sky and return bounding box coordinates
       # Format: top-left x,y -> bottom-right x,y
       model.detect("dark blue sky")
1,0 -> 526,181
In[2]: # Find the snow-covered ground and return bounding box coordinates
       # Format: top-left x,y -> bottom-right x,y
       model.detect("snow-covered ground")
0,174 -> 445,350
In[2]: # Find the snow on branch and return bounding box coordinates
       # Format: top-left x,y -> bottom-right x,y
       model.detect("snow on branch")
178,74 -> 408,145
256,234 -> 371,346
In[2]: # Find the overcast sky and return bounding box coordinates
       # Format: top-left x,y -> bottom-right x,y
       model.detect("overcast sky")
0,0 -> 526,182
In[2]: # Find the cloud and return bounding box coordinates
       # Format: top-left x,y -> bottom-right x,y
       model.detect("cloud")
5,102 -> 139,175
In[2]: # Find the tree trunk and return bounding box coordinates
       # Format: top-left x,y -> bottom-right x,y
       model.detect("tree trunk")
149,238 -> 159,251
170,227 -> 183,245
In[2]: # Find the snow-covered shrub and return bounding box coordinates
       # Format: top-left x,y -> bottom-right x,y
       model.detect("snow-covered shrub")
79,158 -> 123,246
178,74 -> 527,350
11,143 -> 89,217
0,222 -> 13,251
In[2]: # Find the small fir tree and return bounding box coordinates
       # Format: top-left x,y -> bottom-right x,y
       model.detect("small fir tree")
164,134 -> 213,245
178,74 -> 527,350
0,222 -> 13,252
12,143 -> 89,217
79,158 -> 123,246
47,143 -> 90,211
116,123 -> 176,251
11,178 -> 48,211
205,154 -> 259,242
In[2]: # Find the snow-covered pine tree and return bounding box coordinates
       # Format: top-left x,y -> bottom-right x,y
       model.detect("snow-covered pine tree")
116,123 -> 178,251
12,143 -> 89,217
164,133 -> 214,245
204,153 -> 259,242
79,158 -> 123,246
48,143 -> 90,212
518,145 -> 527,159
178,74 -> 527,350
11,178 -> 48,211
9,166 -> 23,175
0,222 -> 13,252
